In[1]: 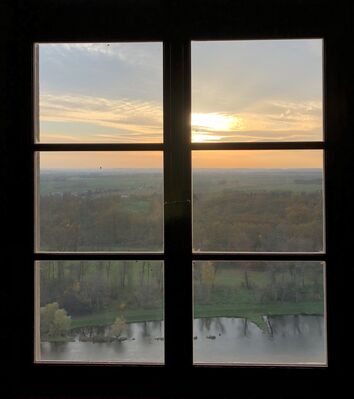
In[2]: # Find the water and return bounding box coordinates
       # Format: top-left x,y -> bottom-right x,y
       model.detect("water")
41,320 -> 165,363
194,315 -> 326,365
40,315 -> 326,365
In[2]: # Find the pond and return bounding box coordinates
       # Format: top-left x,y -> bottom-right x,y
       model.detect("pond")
194,315 -> 326,365
40,315 -> 326,365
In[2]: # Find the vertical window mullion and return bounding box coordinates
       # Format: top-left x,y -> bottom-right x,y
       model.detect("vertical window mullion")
163,40 -> 193,370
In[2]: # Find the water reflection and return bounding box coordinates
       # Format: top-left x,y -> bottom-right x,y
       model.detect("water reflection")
41,321 -> 165,363
40,315 -> 326,364
194,315 -> 326,364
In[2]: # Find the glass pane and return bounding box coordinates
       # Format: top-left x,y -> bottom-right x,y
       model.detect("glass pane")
38,43 -> 162,143
192,40 -> 323,142
193,150 -> 324,252
36,261 -> 164,363
193,261 -> 326,365
37,152 -> 163,251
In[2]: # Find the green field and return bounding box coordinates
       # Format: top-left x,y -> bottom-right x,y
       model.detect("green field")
193,169 -> 323,194
40,171 -> 163,196
39,169 -> 324,341
63,263 -> 324,334
70,301 -> 323,333
40,169 -> 322,196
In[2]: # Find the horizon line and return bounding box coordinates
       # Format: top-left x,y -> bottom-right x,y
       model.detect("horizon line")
40,167 -> 322,171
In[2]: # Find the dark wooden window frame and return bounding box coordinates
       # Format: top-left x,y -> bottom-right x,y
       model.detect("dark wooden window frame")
5,0 -> 353,396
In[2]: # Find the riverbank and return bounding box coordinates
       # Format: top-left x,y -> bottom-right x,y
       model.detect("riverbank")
69,301 -> 324,332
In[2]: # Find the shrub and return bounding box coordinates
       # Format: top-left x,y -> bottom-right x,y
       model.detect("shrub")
40,302 -> 71,338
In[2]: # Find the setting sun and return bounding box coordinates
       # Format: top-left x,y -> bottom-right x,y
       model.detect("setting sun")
192,113 -> 242,131
192,113 -> 244,142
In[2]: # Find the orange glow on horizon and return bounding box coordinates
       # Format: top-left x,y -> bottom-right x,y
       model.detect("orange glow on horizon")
39,152 -> 163,169
39,150 -> 322,169
192,150 -> 323,169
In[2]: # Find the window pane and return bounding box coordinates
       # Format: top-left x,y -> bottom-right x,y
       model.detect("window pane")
193,150 -> 324,252
38,43 -> 162,143
193,261 -> 326,365
37,152 -> 163,251
36,261 -> 164,363
192,40 -> 323,142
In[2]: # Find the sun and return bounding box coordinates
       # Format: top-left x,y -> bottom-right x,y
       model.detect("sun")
192,133 -> 224,142
192,113 -> 236,131
191,112 -> 243,142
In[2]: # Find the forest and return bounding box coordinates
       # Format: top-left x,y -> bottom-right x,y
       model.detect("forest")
39,169 -> 324,342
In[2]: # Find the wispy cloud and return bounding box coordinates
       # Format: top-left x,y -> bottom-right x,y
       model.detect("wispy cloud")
40,93 -> 163,142
42,43 -> 162,69
41,93 -> 322,143
192,100 -> 322,142
40,133 -> 85,143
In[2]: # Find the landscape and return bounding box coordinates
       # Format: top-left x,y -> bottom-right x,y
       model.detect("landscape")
38,167 -> 325,364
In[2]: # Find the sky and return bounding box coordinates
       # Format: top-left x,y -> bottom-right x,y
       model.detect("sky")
38,40 -> 323,169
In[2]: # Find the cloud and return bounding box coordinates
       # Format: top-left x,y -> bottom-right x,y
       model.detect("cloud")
191,99 -> 322,142
40,133 -> 85,143
42,43 -> 162,69
242,100 -> 322,135
192,130 -> 320,142
41,92 -> 322,143
40,93 -> 163,142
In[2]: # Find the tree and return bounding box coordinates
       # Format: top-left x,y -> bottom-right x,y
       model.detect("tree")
201,262 -> 216,287
200,262 -> 217,301
111,317 -> 126,338
50,309 -> 71,337
40,302 -> 71,338
40,302 -> 59,336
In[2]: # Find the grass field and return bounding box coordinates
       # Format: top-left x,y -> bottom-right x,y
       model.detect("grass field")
193,169 -> 323,194
40,171 -> 163,196
70,301 -> 323,333
67,264 -> 324,333
39,169 -> 324,336
40,169 -> 322,196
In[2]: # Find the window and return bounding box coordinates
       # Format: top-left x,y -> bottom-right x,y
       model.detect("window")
35,43 -> 165,363
191,40 -> 326,365
7,0 -> 353,396
34,39 -> 326,366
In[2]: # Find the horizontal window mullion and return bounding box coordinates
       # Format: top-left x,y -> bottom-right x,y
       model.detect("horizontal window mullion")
34,143 -> 165,151
192,252 -> 326,261
191,141 -> 325,151
34,252 -> 165,261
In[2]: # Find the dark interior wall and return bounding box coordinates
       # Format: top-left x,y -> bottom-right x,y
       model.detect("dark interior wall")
5,0 -> 353,41
2,0 -> 354,397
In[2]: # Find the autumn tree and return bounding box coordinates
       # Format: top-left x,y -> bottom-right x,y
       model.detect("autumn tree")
40,302 -> 71,339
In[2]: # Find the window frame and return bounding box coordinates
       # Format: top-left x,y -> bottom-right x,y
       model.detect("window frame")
6,0 -> 354,396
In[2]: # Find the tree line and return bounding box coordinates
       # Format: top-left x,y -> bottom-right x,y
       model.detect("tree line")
40,189 -> 323,252
40,261 -> 164,317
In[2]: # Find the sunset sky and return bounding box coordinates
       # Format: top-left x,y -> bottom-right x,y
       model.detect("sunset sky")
39,40 -> 323,169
